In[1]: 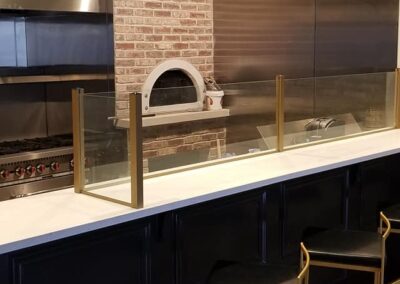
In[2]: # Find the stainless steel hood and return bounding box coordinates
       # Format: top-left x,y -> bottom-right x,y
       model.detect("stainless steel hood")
0,0 -> 112,13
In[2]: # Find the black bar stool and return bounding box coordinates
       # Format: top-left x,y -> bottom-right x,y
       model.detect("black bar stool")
304,212 -> 391,284
383,205 -> 400,284
207,243 -> 310,284
383,204 -> 400,234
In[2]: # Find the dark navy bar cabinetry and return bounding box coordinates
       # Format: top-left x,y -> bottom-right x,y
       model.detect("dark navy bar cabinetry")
1,154 -> 400,284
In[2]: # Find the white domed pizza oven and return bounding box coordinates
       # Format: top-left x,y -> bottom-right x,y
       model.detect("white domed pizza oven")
141,59 -> 206,115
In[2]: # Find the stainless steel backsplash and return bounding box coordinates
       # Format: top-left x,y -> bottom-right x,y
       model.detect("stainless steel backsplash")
214,0 -> 316,83
214,0 -> 397,83
214,0 -> 398,145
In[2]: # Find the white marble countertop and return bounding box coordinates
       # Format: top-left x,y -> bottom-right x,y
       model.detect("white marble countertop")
0,130 -> 399,254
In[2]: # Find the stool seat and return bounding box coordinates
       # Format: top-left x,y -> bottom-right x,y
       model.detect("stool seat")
383,204 -> 400,230
208,262 -> 299,284
304,229 -> 382,267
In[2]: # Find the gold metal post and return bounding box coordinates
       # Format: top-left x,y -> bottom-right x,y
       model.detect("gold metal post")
395,68 -> 400,128
276,75 -> 285,152
298,242 -> 310,284
380,212 -> 391,284
130,93 -> 144,209
72,88 -> 85,193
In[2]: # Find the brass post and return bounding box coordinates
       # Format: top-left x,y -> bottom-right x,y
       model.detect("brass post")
395,68 -> 400,128
276,75 -> 285,152
129,93 -> 144,209
72,88 -> 85,193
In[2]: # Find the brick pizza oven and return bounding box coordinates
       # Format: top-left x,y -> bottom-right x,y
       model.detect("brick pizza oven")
113,0 -> 227,172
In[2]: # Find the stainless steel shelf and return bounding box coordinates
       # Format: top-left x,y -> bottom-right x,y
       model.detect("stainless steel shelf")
0,74 -> 111,85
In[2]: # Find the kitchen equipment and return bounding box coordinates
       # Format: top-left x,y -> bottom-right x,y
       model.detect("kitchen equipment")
0,1 -> 115,201
0,135 -> 73,200
304,117 -> 345,141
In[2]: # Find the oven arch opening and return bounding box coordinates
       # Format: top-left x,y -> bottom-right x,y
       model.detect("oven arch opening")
141,59 -> 205,115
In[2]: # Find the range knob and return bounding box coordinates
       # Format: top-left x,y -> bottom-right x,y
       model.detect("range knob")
26,165 -> 36,177
0,169 -> 9,179
50,161 -> 60,172
36,164 -> 46,174
15,167 -> 25,177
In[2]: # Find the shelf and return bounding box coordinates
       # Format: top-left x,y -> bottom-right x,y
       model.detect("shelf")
116,109 -> 230,128
0,74 -> 110,85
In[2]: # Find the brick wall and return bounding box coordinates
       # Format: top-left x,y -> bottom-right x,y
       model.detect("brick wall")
113,0 -> 214,118
143,120 -> 226,173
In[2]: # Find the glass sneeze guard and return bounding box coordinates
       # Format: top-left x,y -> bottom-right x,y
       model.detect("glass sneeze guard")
72,88 -> 143,208
143,80 -> 277,176
72,69 -> 400,208
281,71 -> 397,150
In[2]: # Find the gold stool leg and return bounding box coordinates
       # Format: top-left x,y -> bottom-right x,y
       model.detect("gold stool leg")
374,271 -> 381,284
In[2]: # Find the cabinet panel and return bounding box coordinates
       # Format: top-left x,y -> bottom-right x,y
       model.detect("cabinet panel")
149,213 -> 175,284
359,155 -> 400,230
1,154 -> 400,284
9,222 -> 150,284
0,254 -> 10,284
265,186 -> 282,262
175,191 -> 266,284
282,170 -> 348,257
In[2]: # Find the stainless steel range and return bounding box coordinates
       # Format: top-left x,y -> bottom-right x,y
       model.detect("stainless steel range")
0,0 -> 115,201
0,135 -> 73,200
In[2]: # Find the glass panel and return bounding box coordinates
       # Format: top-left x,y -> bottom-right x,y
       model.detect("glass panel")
143,80 -> 277,174
283,77 -> 315,147
284,72 -> 396,148
80,92 -> 131,204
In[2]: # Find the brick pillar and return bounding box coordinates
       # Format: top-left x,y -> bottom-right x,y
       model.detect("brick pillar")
113,0 -> 214,118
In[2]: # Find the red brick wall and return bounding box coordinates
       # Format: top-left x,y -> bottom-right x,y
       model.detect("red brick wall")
113,0 -> 214,118
142,120 -> 226,173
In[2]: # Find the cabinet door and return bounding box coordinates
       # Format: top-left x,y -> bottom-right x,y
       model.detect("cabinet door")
9,222 -> 151,284
0,254 -> 10,284
175,190 -> 267,284
282,169 -> 348,257
359,154 -> 400,230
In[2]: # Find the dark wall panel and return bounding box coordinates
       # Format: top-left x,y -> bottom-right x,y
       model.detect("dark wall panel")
315,0 -> 398,76
0,84 -> 47,141
214,0 -> 316,83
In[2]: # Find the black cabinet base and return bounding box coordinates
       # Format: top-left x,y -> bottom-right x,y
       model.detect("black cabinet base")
2,154 -> 400,284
